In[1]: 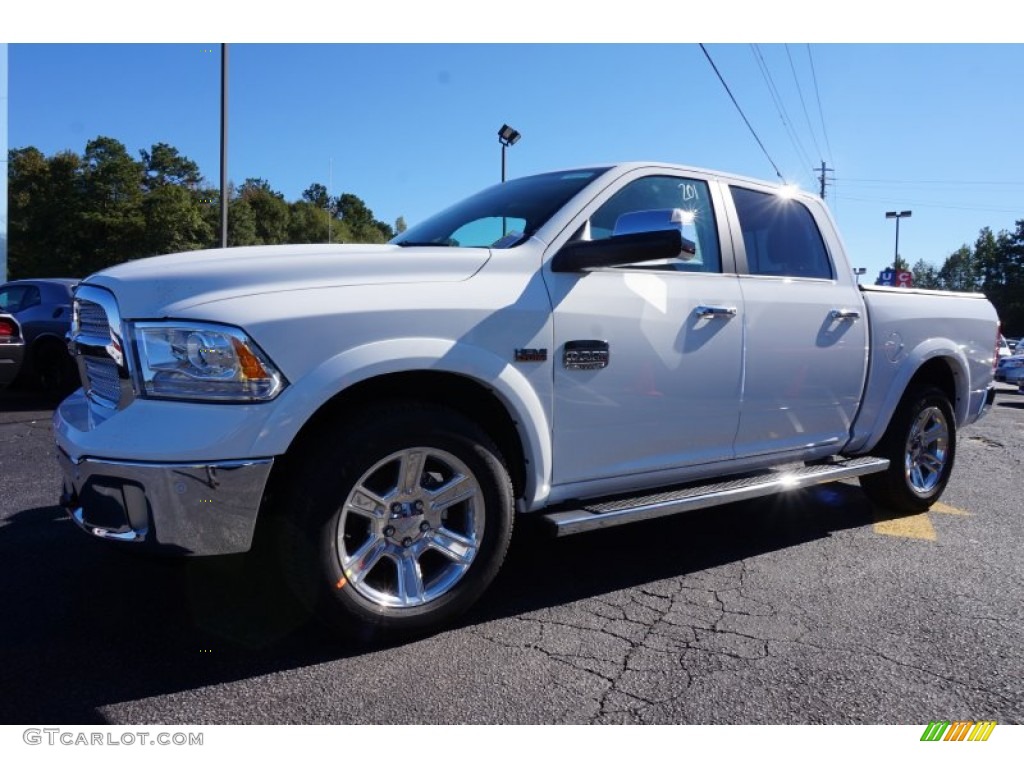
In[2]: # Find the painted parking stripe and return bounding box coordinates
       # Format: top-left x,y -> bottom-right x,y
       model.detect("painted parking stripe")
871,500 -> 971,539
872,512 -> 937,540
930,501 -> 971,516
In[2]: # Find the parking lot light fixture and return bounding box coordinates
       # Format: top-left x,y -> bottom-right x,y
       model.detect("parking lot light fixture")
498,124 -> 521,183
885,210 -> 912,273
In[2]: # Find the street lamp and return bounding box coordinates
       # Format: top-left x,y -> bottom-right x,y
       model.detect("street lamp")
885,210 -> 912,273
498,124 -> 521,183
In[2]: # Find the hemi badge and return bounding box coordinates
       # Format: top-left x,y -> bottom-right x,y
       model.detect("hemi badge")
564,340 -> 609,370
515,348 -> 548,363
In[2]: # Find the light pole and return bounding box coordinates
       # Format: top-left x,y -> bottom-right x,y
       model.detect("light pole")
220,43 -> 229,248
498,124 -> 521,183
885,210 -> 912,274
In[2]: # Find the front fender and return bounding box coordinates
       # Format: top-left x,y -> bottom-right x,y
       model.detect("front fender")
246,337 -> 553,509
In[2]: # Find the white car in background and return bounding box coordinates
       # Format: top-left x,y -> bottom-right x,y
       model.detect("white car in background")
997,335 -> 1012,360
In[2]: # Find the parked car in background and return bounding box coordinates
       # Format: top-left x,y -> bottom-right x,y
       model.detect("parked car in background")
0,313 -> 25,390
0,278 -> 79,397
995,350 -> 1024,385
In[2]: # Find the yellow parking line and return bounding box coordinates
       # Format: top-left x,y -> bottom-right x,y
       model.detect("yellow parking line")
872,512 -> 937,540
929,501 -> 971,516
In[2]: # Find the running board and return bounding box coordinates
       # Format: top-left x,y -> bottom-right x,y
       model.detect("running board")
541,456 -> 889,537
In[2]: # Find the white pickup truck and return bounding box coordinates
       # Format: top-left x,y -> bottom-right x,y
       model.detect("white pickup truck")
54,162 -> 999,637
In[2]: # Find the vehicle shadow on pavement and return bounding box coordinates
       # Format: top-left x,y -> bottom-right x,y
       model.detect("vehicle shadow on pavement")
0,481 -> 875,724
474,481 -> 873,625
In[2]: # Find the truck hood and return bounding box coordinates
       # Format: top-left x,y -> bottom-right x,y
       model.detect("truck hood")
85,244 -> 490,318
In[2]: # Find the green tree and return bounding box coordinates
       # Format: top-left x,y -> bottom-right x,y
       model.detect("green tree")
302,183 -> 329,208
938,245 -> 979,292
140,143 -> 202,191
142,184 -> 214,256
228,196 -> 259,247
990,221 -> 1024,335
335,192 -> 388,243
911,258 -> 941,290
238,178 -> 290,244
78,136 -> 145,274
395,216 -> 407,235
288,200 -> 331,244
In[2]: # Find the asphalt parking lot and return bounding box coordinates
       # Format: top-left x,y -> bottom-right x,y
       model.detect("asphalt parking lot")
1,385 -> 1022,725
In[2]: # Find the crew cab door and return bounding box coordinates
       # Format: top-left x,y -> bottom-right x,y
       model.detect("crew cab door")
543,171 -> 744,490
726,184 -> 868,458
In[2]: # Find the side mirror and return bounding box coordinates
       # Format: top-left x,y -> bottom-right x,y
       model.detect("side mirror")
551,229 -> 686,272
613,209 -> 697,256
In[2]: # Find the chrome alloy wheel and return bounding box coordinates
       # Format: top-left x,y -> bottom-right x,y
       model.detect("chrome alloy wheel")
335,447 -> 485,608
903,405 -> 950,496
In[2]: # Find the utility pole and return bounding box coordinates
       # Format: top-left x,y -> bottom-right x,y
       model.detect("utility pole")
219,43 -> 229,249
815,160 -> 834,199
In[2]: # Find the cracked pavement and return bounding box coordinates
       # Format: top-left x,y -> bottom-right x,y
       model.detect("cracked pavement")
1,386 -> 1022,724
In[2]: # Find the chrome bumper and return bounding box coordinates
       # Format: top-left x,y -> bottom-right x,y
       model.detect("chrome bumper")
57,450 -> 274,555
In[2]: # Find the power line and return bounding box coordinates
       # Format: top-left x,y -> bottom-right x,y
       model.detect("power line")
750,44 -> 814,178
698,43 -> 784,181
786,44 -> 823,162
837,177 -> 1024,187
806,45 -> 834,167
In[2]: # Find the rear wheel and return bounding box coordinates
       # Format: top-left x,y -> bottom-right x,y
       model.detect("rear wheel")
281,402 -> 514,640
859,386 -> 956,513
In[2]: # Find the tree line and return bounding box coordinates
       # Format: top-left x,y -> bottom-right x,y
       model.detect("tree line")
7,136 -> 405,280
909,222 -> 1024,336
7,136 -> 1023,335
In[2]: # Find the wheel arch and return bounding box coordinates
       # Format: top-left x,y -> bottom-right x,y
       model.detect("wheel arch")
254,339 -> 552,518
857,347 -> 966,454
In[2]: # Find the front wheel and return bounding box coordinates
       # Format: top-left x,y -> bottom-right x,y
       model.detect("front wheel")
859,386 -> 956,513
281,403 -> 514,640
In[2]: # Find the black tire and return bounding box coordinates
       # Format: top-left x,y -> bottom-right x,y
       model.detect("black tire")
280,402 -> 514,640
859,386 -> 956,514
34,339 -> 79,400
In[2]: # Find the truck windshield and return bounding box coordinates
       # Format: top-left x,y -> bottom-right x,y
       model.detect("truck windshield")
392,168 -> 610,249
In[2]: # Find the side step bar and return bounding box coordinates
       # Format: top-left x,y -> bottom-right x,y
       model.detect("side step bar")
541,456 -> 889,537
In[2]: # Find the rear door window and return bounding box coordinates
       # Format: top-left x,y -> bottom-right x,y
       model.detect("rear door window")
730,187 -> 833,279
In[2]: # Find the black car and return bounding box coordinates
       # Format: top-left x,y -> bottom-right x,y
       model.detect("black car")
0,278 -> 80,396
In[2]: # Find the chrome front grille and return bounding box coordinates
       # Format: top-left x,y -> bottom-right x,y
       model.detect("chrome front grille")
83,356 -> 121,407
71,286 -> 131,411
76,299 -> 110,341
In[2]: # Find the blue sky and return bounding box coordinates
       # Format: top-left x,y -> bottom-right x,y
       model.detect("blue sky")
7,36 -> 1024,283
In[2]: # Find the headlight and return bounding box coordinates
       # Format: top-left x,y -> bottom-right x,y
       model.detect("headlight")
130,321 -> 286,401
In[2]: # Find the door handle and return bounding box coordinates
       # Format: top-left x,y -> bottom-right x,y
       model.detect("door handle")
830,309 -> 861,321
694,305 -> 738,320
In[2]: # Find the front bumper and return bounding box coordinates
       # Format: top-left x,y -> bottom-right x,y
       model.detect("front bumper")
57,449 -> 273,555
